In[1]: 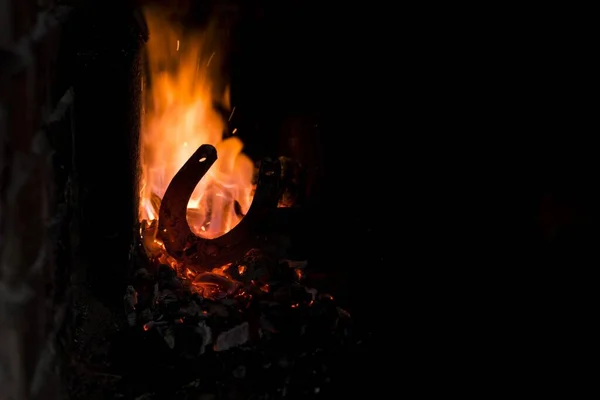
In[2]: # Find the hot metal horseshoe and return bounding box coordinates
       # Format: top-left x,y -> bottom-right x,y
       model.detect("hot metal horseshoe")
157,144 -> 281,269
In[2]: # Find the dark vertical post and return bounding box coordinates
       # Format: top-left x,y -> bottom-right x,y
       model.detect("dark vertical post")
71,1 -> 147,306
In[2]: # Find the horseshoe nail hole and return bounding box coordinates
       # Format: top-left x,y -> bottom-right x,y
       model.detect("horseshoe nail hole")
199,157 -> 207,162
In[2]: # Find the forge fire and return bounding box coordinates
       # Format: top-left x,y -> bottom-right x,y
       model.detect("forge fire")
119,6 -> 353,398
136,6 -> 299,294
139,6 -> 253,241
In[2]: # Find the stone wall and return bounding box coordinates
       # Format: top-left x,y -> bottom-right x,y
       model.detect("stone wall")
0,2 -> 73,399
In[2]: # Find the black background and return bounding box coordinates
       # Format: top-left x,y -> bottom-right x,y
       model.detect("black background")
227,3 -> 386,395
222,2 -> 597,391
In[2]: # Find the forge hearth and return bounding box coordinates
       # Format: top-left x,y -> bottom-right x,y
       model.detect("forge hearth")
114,138 -> 354,398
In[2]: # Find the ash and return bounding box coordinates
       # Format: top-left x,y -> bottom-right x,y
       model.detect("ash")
116,248 -> 354,399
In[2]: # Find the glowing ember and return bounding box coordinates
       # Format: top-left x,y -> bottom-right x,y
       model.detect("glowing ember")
185,268 -> 196,278
192,272 -> 238,299
139,7 -> 254,241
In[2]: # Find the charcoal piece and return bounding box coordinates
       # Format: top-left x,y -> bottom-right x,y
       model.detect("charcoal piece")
259,315 -> 278,334
273,286 -> 291,304
232,365 -> 246,379
214,322 -> 250,352
143,320 -> 168,331
164,276 -> 183,291
306,301 -> 340,334
304,287 -> 317,301
220,298 -> 237,307
123,285 -> 138,314
229,248 -> 276,283
152,283 -> 159,305
282,259 -> 308,270
207,303 -> 229,318
337,307 -> 351,320
190,292 -> 205,305
133,270 -> 153,294
178,286 -> 194,303
175,327 -> 202,358
156,289 -> 180,314
192,272 -> 238,299
163,326 -> 175,349
134,268 -> 152,281
262,304 -> 293,333
318,293 -> 335,302
290,284 -> 311,304
175,322 -> 212,358
140,308 -> 153,323
133,268 -> 156,308
127,312 -> 137,327
158,264 -> 176,283
156,289 -> 178,304
270,261 -> 296,283
179,300 -> 204,318
196,321 -> 213,353
157,265 -> 184,296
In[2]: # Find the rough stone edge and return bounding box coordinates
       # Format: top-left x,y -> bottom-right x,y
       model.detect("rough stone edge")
2,6 -> 72,76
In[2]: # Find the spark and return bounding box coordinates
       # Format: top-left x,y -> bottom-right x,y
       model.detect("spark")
206,51 -> 215,66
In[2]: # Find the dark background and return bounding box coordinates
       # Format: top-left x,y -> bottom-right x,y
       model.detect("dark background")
226,3 -> 384,394
178,0 -> 597,386
224,3 -> 597,390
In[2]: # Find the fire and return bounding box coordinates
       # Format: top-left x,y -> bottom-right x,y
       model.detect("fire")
139,7 -> 254,240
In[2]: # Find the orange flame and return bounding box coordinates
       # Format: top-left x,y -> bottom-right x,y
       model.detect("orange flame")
139,7 -> 254,239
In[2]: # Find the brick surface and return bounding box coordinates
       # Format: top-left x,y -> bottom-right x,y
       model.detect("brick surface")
0,147 -> 52,399
1,2 -> 72,398
1,151 -> 47,280
0,131 -> 61,400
